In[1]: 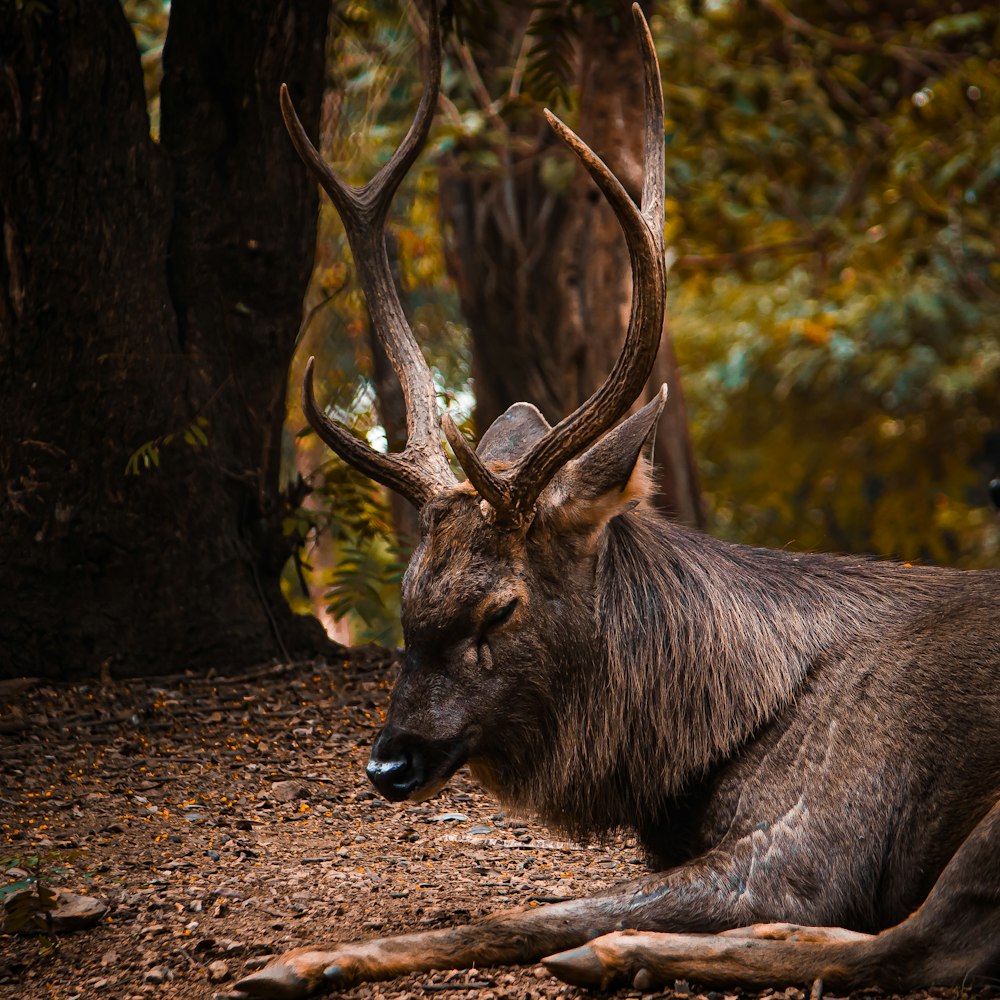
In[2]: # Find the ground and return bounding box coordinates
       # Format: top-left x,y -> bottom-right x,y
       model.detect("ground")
0,655 -> 993,1000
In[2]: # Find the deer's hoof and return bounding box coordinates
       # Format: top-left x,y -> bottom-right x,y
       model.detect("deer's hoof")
232,964 -> 312,999
543,943 -> 609,989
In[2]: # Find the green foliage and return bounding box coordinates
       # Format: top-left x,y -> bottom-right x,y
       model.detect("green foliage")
282,438 -> 407,647
125,416 -> 209,476
2,849 -> 85,950
120,0 -> 168,137
657,0 -> 1000,565
523,2 -> 580,108
324,529 -> 406,646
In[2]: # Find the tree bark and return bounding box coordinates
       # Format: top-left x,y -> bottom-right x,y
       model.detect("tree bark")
0,0 -> 333,679
439,2 -> 703,526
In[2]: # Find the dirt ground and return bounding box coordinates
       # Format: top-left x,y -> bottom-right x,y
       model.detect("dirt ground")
0,654 -> 992,1000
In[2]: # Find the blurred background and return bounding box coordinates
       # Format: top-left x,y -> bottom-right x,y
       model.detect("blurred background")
3,1 -> 997,674
128,0 -> 1000,644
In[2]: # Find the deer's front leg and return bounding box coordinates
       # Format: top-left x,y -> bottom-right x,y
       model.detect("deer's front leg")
233,860 -> 745,999
232,894 -> 624,999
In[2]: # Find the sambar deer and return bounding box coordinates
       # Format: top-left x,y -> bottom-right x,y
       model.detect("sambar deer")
236,4 -> 1000,997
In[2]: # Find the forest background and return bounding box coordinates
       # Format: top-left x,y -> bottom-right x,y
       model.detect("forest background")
2,0 -> 998,671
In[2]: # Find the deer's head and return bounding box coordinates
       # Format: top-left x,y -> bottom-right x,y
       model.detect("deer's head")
282,2 -> 666,802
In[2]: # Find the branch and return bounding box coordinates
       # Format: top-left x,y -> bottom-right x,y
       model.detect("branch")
673,235 -> 828,272
758,0 -> 952,75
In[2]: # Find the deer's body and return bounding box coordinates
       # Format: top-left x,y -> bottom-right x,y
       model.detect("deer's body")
238,493 -> 1000,999
235,5 -> 1000,997
464,510 -> 1000,936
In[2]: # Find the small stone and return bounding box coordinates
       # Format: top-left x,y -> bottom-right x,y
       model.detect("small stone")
270,780 -> 306,803
633,968 -> 656,990
143,965 -> 172,985
207,959 -> 230,982
243,956 -> 271,971
531,965 -> 549,979
2,887 -> 107,934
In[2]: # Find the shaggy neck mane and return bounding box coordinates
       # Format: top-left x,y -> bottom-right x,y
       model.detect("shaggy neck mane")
517,506 -> 949,845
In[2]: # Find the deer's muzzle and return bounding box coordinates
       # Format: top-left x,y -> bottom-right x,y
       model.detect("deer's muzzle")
366,729 -> 469,802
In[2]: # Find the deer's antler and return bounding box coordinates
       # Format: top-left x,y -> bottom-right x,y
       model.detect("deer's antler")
448,3 -> 666,526
281,0 -> 455,509
286,1 -> 664,525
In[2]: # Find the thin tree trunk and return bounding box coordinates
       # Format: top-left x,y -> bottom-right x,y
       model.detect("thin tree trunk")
0,0 -> 333,679
439,1 -> 703,525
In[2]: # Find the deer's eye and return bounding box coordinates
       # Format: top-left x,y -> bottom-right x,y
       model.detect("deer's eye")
482,597 -> 519,633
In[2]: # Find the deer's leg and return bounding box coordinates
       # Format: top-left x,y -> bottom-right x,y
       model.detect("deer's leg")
861,795 -> 1000,987
232,855 -> 765,1000
543,924 -> 877,991
231,893 -> 644,999
545,798 -> 1000,993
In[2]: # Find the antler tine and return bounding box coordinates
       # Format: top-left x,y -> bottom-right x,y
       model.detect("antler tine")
282,0 -> 455,509
484,2 -> 666,523
636,3 -> 665,238
302,358 -> 440,508
441,414 -> 510,511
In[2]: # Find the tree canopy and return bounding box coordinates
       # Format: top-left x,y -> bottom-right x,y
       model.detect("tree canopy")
658,0 -> 1000,563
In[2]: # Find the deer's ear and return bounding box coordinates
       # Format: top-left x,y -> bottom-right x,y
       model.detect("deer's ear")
478,402 -> 552,465
547,385 -> 667,535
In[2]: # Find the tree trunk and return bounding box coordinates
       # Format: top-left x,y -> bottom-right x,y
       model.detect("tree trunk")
439,2 -> 703,526
0,0 -> 332,679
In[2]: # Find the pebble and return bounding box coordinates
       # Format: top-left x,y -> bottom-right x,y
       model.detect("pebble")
207,959 -> 230,982
270,780 -> 306,803
143,965 -> 172,985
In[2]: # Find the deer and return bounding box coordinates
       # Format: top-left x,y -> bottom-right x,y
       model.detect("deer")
235,4 -> 1000,997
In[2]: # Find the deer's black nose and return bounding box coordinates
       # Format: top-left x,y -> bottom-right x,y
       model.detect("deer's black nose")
366,737 -> 426,801
366,729 -> 469,802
